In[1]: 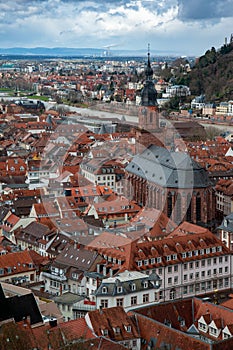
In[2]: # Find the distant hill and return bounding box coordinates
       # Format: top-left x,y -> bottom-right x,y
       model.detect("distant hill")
0,46 -> 181,58
175,41 -> 233,101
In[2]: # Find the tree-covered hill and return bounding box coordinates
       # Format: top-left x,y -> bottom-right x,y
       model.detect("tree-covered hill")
160,39 -> 233,102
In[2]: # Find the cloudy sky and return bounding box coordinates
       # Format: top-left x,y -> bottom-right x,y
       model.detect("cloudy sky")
0,0 -> 232,56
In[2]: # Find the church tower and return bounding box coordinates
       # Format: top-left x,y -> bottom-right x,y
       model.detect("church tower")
136,45 -> 162,151
138,45 -> 159,131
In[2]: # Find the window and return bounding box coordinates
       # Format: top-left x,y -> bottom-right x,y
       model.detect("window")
117,286 -> 123,293
143,294 -> 149,303
151,258 -> 155,264
182,252 -> 186,258
114,327 -> 121,334
157,257 -> 162,263
225,266 -> 228,273
195,261 -> 199,268
102,329 -> 108,336
168,277 -> 172,284
137,260 -> 142,267
116,298 -> 123,307
102,286 -> 108,294
219,268 -> 222,274
166,255 -> 171,261
183,286 -> 188,294
201,271 -> 205,277
184,274 -> 187,281
189,262 -> 193,269
174,265 -> 178,272
195,272 -> 199,279
190,273 -> 193,280
144,259 -> 149,266
168,266 -> 172,273
207,259 -> 211,266
131,296 -> 137,305
125,325 -> 131,332
213,269 -> 217,275
172,254 -> 177,260
184,263 -> 187,270
209,327 -> 217,337
201,260 -> 205,267
158,268 -> 162,275
100,299 -> 108,308
225,256 -> 228,262
174,276 -> 178,284
219,257 -> 223,263
213,257 -> 217,264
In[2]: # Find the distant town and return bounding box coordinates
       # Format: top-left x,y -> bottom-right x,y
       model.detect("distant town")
0,45 -> 233,350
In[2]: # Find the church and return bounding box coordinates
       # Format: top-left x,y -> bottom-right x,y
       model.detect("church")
126,49 -> 215,227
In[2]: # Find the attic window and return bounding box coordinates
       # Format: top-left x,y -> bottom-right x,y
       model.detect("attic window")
102,286 -> 108,294
125,325 -> 131,332
117,286 -> 123,293
130,283 -> 136,291
102,329 -> 108,336
114,327 -> 121,334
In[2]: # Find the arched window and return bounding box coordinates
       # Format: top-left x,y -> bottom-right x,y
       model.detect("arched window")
186,193 -> 192,222
175,193 -> 182,224
167,192 -> 173,218
196,193 -> 201,222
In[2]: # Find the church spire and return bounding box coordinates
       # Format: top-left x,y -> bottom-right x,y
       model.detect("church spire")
145,43 -> 153,81
140,44 -> 158,107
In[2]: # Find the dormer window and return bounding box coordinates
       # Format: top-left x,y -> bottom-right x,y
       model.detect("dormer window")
102,286 -> 108,294
102,329 -> 108,336
172,254 -> 177,260
194,250 -> 199,256
130,283 -> 136,291
114,327 -> 121,334
206,248 -> 210,254
157,257 -> 162,263
212,247 -> 216,253
187,251 -> 192,257
117,286 -> 123,293
182,252 -> 186,258
200,249 -> 204,255
217,246 -> 222,252
166,255 -> 171,261
144,259 -> 149,266
143,281 -> 148,288
150,258 -> 155,264
125,325 -> 131,332
137,260 -> 142,267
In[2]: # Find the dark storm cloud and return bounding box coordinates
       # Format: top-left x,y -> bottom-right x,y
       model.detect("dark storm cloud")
178,0 -> 233,20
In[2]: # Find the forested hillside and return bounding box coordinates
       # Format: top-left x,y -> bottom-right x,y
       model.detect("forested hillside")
160,39 -> 233,102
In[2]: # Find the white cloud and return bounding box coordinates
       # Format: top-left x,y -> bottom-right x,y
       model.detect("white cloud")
0,0 -> 231,55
